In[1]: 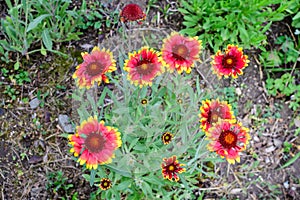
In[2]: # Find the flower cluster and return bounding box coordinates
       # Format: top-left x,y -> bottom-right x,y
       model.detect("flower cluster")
69,3 -> 252,191
199,99 -> 250,164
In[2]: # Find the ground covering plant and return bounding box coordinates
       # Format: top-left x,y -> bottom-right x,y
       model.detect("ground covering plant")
0,0 -> 299,199
68,3 -> 251,199
179,0 -> 298,51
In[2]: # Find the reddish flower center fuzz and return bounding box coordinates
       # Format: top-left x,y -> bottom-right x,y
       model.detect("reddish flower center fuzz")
86,62 -> 105,76
137,59 -> 153,76
85,132 -> 106,153
172,44 -> 189,61
219,130 -> 237,149
222,55 -> 236,69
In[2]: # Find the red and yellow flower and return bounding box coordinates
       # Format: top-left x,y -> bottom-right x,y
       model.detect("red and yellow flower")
72,47 -> 116,89
99,178 -> 112,190
206,120 -> 250,164
162,132 -> 173,145
124,47 -> 164,87
120,3 -> 146,24
68,116 -> 122,170
161,32 -> 202,74
161,155 -> 185,181
211,44 -> 249,78
199,99 -> 235,133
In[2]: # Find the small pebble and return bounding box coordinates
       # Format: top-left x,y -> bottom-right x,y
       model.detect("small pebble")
265,146 -> 276,153
58,114 -> 75,133
29,98 -> 40,109
273,138 -> 282,147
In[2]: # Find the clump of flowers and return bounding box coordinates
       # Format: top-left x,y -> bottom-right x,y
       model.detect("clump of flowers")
124,46 -> 164,87
68,116 -> 122,170
120,3 -> 146,24
72,47 -> 116,89
199,99 -> 235,133
162,132 -> 173,145
99,178 -> 112,190
161,156 -> 186,181
211,44 -> 249,78
206,120 -> 250,164
161,32 -> 202,74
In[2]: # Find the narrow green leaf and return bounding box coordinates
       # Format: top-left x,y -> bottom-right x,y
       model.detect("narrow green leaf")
26,14 -> 51,32
279,151 -> 300,169
90,169 -> 96,186
42,29 -> 53,50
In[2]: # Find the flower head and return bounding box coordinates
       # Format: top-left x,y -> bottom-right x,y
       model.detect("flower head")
99,178 -> 112,190
120,3 -> 146,24
68,116 -> 122,170
161,156 -> 185,181
161,32 -> 202,74
211,44 -> 249,78
162,132 -> 173,145
141,98 -> 148,105
124,47 -> 164,87
72,47 -> 116,89
199,99 -> 235,133
206,121 -> 250,164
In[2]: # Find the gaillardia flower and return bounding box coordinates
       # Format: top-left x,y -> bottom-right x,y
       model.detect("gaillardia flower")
211,44 -> 249,78
99,178 -> 112,190
162,132 -> 173,145
68,116 -> 122,170
120,3 -> 146,24
124,47 -> 164,87
199,99 -> 235,133
73,47 -> 116,89
161,155 -> 185,181
206,120 -> 250,164
161,32 -> 202,74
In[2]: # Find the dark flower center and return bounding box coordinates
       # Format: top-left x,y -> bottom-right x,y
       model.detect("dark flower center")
219,130 -> 237,149
168,164 -> 175,172
84,132 -> 105,153
162,132 -> 173,144
137,59 -> 153,76
172,44 -> 189,61
141,99 -> 148,105
222,55 -> 236,69
100,179 -> 111,190
86,62 -> 105,76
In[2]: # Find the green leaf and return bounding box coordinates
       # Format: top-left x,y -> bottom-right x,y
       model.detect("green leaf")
115,179 -> 132,191
182,21 -> 197,27
180,28 -> 199,36
279,151 -> 300,169
90,169 -> 96,186
26,14 -> 51,32
40,45 -> 47,56
42,29 -> 53,50
261,21 -> 272,33
177,8 -> 190,14
14,61 -> 20,70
